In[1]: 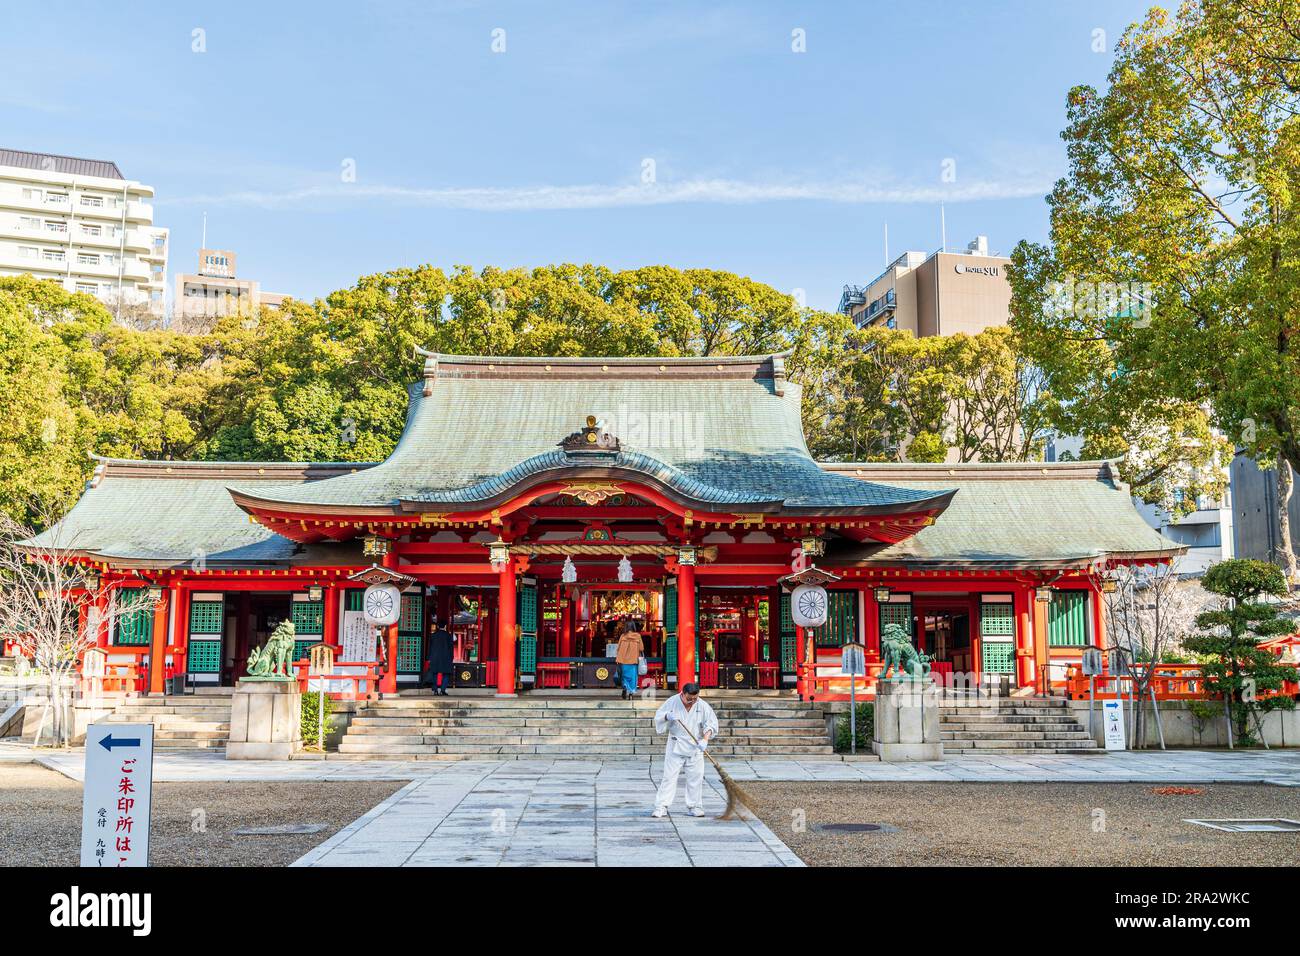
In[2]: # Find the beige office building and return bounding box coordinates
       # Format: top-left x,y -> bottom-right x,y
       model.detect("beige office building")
0,148 -> 168,318
174,247 -> 287,325
838,236 -> 1012,336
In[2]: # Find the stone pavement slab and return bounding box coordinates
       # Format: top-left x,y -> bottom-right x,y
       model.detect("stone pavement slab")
291,760 -> 803,868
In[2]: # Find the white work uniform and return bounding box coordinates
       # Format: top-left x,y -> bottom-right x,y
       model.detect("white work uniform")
653,693 -> 719,812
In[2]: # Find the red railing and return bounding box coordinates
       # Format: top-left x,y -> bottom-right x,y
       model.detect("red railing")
294,659 -> 382,700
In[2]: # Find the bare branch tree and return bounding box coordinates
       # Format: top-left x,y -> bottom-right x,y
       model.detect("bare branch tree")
1103,561 -> 1209,747
0,512 -> 153,747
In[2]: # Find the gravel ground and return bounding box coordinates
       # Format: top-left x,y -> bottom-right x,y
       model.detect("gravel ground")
0,764 -> 404,867
742,781 -> 1300,866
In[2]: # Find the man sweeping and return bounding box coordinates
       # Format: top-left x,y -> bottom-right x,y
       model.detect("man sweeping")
651,682 -> 718,818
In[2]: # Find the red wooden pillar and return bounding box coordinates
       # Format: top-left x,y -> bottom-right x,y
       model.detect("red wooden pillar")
558,594 -> 572,658
379,552 -> 400,695
172,585 -> 190,688
1090,585 -> 1105,649
496,557 -> 518,697
742,596 -> 759,664
1014,585 -> 1034,689
148,588 -> 170,696
794,624 -> 808,700
1032,587 -> 1050,693
94,590 -> 110,648
676,562 -> 696,685
323,583 -> 340,647
862,585 -> 881,660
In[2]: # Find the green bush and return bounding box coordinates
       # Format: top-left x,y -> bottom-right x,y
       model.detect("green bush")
835,703 -> 874,753
301,691 -> 334,748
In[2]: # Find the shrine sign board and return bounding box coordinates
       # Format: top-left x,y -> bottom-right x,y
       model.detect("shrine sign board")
81,722 -> 154,867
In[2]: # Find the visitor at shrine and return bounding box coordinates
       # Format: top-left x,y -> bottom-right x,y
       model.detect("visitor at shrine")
425,618 -> 454,696
614,620 -> 645,699
651,683 -> 718,818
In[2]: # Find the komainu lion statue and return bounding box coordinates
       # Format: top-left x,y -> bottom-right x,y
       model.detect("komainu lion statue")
878,622 -> 931,681
245,620 -> 297,679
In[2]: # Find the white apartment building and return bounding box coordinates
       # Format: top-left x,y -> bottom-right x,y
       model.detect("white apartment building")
0,148 -> 168,318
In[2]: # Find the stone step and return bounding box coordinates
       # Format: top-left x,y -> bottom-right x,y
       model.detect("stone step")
346,718 -> 827,734
941,738 -> 1092,743
941,717 -> 1092,733
154,739 -> 226,749
336,741 -> 834,756
946,747 -> 1104,756
944,738 -> 1098,750
110,707 -> 232,718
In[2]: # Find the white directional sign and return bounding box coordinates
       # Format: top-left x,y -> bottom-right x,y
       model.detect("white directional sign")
1101,698 -> 1127,751
81,722 -> 154,867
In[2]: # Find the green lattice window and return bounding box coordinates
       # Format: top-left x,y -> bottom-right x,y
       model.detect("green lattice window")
979,602 -> 1015,638
778,592 -> 796,671
982,641 -> 1016,674
189,599 -> 224,636
878,601 -> 914,641
516,584 -> 537,636
187,639 -> 222,673
397,592 -> 424,673
291,600 -> 324,636
345,589 -> 364,612
114,588 -> 152,646
1047,591 -> 1090,646
809,591 -> 857,647
292,640 -> 316,661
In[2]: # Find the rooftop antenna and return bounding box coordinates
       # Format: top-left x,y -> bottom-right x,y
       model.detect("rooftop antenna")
940,202 -> 947,254
201,212 -> 207,249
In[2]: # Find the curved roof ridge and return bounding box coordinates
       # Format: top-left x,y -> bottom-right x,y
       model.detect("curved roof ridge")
412,348 -> 793,366
399,448 -> 780,508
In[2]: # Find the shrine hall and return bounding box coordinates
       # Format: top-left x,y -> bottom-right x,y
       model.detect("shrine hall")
31,351 -> 1180,700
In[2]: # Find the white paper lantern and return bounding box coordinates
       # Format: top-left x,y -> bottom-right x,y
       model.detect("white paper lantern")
363,583 -> 402,626
561,556 -> 577,584
790,584 -> 829,628
617,555 -> 633,583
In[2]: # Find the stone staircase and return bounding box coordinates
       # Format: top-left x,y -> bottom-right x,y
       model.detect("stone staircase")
939,696 -> 1100,756
334,696 -> 835,760
101,694 -> 232,750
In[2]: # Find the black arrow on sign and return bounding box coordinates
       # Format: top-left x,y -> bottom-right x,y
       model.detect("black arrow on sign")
98,733 -> 141,751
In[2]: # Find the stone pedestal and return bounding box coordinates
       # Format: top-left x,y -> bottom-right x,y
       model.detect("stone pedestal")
872,678 -> 943,761
226,679 -> 302,760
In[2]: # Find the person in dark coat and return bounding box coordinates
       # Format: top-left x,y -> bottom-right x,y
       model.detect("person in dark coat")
425,619 -> 455,696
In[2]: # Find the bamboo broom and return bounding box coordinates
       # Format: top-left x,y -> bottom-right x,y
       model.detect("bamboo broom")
667,717 -> 749,820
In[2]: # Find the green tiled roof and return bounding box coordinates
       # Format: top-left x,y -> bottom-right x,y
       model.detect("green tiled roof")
821,461 -> 1184,568
230,353 -> 953,515
23,461 -> 366,568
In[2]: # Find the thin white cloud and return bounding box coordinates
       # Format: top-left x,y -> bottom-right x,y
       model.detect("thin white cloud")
160,175 -> 1053,212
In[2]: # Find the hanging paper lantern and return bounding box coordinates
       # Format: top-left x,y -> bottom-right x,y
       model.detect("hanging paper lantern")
562,556 -> 577,583
617,555 -> 633,583
363,583 -> 402,626
790,584 -> 829,628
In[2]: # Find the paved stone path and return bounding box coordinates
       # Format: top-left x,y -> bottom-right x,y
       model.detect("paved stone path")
11,743 -> 1298,867
290,760 -> 802,867
18,745 -> 1300,787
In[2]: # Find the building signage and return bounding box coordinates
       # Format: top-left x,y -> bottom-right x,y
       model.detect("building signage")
1101,698 -> 1127,750
954,262 -> 1001,277
81,722 -> 154,867
342,610 -> 377,662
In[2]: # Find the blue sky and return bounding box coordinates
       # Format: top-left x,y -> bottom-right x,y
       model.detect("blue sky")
3,0 -> 1155,311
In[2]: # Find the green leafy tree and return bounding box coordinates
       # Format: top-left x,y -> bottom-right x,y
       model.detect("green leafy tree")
1184,559 -> 1298,745
1008,0 -> 1300,571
